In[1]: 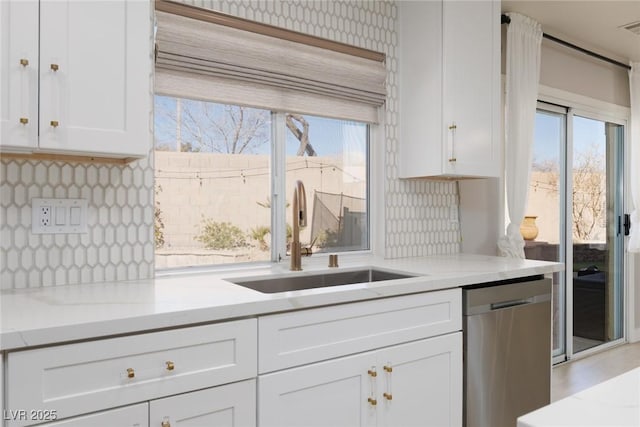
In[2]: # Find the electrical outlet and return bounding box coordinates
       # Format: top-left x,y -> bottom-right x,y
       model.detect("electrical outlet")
32,198 -> 88,234
40,206 -> 51,227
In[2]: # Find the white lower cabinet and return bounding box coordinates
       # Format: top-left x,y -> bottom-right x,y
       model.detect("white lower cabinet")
378,334 -> 462,427
31,404 -> 148,427
150,379 -> 256,427
2,289 -> 463,427
4,319 -> 257,427
259,349 -> 375,427
259,333 -> 462,427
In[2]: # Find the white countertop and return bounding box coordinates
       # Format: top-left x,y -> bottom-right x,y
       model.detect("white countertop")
518,367 -> 640,427
0,254 -> 562,351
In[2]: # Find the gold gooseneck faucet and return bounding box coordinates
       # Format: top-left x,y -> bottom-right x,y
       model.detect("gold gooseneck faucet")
290,180 -> 307,271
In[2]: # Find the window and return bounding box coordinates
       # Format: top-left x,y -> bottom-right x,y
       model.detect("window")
154,97 -> 370,269
153,4 -> 384,269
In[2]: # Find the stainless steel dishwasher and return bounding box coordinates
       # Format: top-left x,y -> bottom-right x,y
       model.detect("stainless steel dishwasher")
464,276 -> 552,427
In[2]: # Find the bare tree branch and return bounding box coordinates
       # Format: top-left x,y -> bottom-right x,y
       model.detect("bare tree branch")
286,114 -> 317,156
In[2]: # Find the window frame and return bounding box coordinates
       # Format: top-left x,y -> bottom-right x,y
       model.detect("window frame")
153,101 -> 378,274
533,84 -> 631,361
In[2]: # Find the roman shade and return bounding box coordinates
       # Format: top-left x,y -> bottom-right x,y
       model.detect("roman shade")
154,3 -> 386,124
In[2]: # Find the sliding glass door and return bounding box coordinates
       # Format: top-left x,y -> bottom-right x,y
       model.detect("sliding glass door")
526,105 -> 566,360
571,116 -> 624,353
526,103 -> 625,362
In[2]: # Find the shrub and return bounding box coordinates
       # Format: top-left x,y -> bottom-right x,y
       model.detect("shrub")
154,185 -> 165,249
250,226 -> 271,251
195,219 -> 248,250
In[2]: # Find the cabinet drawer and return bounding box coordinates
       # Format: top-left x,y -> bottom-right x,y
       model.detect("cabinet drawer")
259,289 -> 461,372
7,319 -> 257,426
150,379 -> 256,427
26,403 -> 148,427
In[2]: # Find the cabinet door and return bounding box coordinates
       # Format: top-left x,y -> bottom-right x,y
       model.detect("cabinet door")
0,0 -> 39,150
378,333 -> 462,427
442,0 -> 500,177
259,352 -> 376,427
33,404 -> 148,427
38,0 -> 150,158
149,379 -> 256,427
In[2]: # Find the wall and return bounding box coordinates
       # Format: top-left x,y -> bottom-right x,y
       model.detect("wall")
1,0 -> 462,289
0,155 -> 155,289
155,151 -> 366,268
539,39 -> 630,108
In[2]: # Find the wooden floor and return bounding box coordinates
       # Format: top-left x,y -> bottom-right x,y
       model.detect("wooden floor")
552,341 -> 640,401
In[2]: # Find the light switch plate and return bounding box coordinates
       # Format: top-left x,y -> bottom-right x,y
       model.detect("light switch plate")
32,198 -> 88,234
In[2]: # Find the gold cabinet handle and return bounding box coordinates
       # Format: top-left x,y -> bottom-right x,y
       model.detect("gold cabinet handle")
448,122 -> 457,162
50,120 -> 59,128
383,363 -> 393,401
126,368 -> 135,378
19,118 -> 29,125
50,64 -> 59,71
20,58 -> 29,67
166,361 -> 175,371
161,421 -> 171,427
367,369 -> 377,377
367,397 -> 377,406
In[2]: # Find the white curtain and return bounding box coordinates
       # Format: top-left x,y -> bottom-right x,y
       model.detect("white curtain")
498,13 -> 543,258
629,62 -> 640,252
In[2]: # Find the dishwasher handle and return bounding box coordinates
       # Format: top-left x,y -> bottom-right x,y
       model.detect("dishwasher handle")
490,298 -> 533,311
464,278 -> 552,316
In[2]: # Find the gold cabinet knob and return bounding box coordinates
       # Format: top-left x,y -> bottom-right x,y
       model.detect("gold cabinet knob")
448,158 -> 457,163
383,365 -> 392,373
448,124 -> 457,130
161,421 -> 171,427
19,118 -> 29,125
50,64 -> 59,71
20,58 -> 29,67
126,368 -> 135,378
367,397 -> 377,406
50,120 -> 59,128
367,369 -> 377,377
166,361 -> 175,371
383,392 -> 393,400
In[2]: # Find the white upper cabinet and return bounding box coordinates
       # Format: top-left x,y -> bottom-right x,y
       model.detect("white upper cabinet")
0,0 -> 150,159
0,0 -> 39,150
398,0 -> 501,179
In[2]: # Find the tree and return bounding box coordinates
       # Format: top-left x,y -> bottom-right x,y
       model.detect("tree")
536,146 -> 605,241
571,147 -> 605,241
155,96 -> 270,154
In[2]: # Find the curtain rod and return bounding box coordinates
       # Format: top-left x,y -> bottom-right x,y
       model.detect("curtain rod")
501,14 -> 631,71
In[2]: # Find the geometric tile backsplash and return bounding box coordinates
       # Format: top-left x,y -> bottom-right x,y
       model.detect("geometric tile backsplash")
0,0 -> 460,289
0,155 -> 155,289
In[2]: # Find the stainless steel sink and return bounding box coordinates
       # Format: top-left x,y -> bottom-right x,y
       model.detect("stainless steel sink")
229,268 -> 415,293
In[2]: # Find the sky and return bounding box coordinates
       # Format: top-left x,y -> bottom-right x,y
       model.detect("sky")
533,111 -> 614,166
154,95 -> 366,157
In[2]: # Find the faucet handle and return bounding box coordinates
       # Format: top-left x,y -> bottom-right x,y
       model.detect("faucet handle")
328,254 -> 339,268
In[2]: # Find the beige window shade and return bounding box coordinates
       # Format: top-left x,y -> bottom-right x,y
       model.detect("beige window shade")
155,8 -> 386,124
